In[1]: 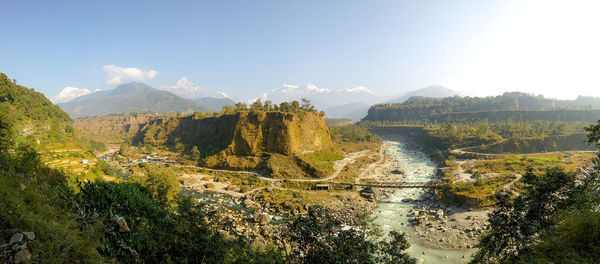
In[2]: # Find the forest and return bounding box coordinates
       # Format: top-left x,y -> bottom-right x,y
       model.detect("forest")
364,92 -> 600,123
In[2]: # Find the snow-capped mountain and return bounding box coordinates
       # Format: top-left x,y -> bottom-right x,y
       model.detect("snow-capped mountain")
250,83 -> 384,110
50,87 -> 92,103
161,76 -> 229,99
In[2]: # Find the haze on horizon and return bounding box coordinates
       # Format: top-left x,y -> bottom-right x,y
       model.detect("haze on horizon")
1,0 -> 599,102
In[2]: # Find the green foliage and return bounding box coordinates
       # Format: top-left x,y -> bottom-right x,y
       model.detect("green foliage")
330,124 -> 381,143
0,73 -> 74,146
298,149 -> 343,177
471,167 -> 580,263
528,211 -> 600,264
224,99 -> 318,115
0,73 -> 71,123
0,141 -> 103,262
141,164 -> 180,206
191,145 -> 201,163
0,103 -> 16,151
96,160 -> 131,179
286,206 -> 415,264
73,181 -> 279,263
367,92 -> 600,123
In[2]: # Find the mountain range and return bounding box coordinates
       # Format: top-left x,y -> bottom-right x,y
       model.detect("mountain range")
58,82 -> 232,117
53,78 -> 462,120
319,85 -> 461,120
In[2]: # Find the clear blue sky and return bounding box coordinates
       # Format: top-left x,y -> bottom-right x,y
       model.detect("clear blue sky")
1,0 -> 598,100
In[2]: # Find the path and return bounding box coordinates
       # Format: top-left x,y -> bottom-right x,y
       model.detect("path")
177,150 -> 370,183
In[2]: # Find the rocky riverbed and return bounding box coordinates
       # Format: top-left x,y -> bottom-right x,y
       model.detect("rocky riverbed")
370,139 -> 490,263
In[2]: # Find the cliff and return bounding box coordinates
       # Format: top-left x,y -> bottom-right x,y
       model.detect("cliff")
135,111 -> 334,177
73,113 -> 171,143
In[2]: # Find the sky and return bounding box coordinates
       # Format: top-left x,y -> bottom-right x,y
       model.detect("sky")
1,0 -> 599,101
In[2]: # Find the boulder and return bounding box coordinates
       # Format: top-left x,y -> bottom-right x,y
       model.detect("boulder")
436,209 -> 444,218
9,233 -> 23,246
22,232 -> 35,241
14,249 -> 31,264
254,213 -> 271,225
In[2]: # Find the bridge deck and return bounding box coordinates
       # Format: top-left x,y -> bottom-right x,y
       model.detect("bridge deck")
334,181 -> 441,189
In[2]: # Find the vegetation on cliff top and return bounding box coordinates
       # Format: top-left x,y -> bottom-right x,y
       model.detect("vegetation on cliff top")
364,92 -> 600,123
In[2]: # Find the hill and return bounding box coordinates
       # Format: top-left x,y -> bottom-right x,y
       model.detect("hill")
134,111 -> 337,178
364,92 -> 600,123
0,73 -> 73,144
386,85 -> 461,104
196,97 -> 236,111
58,82 -> 209,117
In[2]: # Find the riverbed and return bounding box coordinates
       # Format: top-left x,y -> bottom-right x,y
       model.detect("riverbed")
370,139 -> 476,263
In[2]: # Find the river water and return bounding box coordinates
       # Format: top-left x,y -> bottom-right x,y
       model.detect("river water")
370,140 -> 475,263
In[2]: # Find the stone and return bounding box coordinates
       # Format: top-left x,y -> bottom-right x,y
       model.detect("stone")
436,209 -> 444,218
466,244 -> 472,249
22,232 -> 35,241
12,243 -> 27,251
9,233 -> 23,246
14,249 -> 32,264
254,213 -> 271,225
205,183 -> 215,189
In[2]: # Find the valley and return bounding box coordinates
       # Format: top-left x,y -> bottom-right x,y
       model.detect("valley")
2,73 -> 600,263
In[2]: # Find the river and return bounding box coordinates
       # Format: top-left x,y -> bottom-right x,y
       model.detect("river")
370,139 -> 476,263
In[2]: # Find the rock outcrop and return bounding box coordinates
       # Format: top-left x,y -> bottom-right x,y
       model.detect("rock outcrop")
135,111 -> 334,176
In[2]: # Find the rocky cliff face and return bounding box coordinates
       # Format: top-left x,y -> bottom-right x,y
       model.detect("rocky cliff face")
73,113 -> 170,143
136,111 -> 333,172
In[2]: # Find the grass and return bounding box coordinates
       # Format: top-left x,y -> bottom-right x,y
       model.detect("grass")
0,172 -> 103,263
441,151 -> 595,207
300,149 -> 343,175
468,152 -> 595,175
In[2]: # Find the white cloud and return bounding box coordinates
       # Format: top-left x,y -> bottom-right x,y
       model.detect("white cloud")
160,76 -> 228,99
343,86 -> 373,94
282,84 -> 299,92
51,87 -> 91,103
102,65 -> 158,86
247,93 -> 268,104
306,82 -> 330,93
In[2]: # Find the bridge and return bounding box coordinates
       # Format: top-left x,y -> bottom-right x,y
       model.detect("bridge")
333,181 -> 441,189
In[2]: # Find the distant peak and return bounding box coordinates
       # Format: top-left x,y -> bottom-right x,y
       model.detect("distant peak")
51,86 -> 91,103
343,86 -> 373,94
160,76 -> 228,99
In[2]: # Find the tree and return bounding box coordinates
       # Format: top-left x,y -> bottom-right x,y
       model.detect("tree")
191,146 -> 201,163
291,100 -> 300,113
301,98 -> 314,112
471,167 -> 578,263
221,105 -> 235,115
234,102 -> 248,112
250,99 -> 263,111
279,102 -> 291,112
0,103 -> 15,151
264,100 -> 273,111
143,165 -> 180,206
175,142 -> 185,154
287,206 -> 415,264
